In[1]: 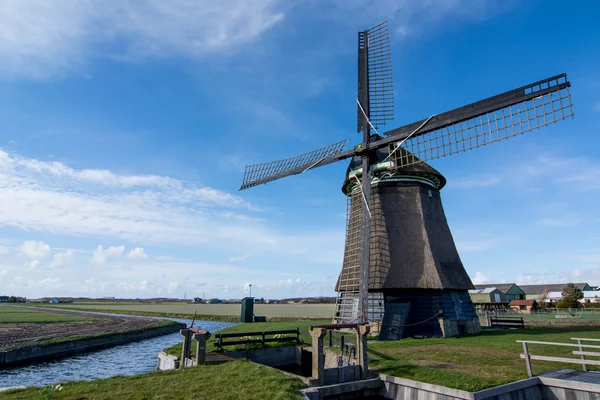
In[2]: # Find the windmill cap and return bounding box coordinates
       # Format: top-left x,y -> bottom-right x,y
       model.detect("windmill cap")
342,135 -> 446,194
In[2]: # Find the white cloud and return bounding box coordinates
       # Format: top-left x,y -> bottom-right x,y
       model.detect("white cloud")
0,247 -> 11,257
471,271 -> 489,284
92,245 -> 125,265
0,0 -> 284,79
127,247 -> 149,260
19,240 -> 51,261
453,176 -> 502,188
515,272 -> 545,285
537,214 -> 582,228
50,250 -> 74,268
229,254 -> 249,262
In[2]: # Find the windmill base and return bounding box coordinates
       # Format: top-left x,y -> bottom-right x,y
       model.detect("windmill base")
333,289 -> 481,340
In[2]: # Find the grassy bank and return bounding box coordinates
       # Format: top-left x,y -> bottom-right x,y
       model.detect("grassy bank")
369,326 -> 599,391
0,306 -> 95,323
0,359 -> 304,400
165,319 -> 330,356
28,302 -> 335,320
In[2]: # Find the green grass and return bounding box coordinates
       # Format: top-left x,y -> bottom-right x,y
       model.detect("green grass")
28,302 -> 335,320
369,326 -> 600,391
0,359 -> 304,400
164,319 -> 330,356
516,310 -> 600,321
0,305 -> 95,323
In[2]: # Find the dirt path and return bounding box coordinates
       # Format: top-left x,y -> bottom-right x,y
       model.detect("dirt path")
0,308 -> 163,350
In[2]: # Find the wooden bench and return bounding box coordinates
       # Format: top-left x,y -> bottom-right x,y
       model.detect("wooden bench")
490,317 -> 524,329
214,328 -> 301,348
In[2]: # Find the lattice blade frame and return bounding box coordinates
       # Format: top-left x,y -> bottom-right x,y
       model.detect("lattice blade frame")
357,21 -> 394,133
381,74 -> 573,166
240,139 -> 349,190
367,21 -> 394,129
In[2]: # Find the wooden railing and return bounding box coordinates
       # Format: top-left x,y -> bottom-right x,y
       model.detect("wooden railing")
517,339 -> 600,377
214,328 -> 300,348
490,317 -> 524,329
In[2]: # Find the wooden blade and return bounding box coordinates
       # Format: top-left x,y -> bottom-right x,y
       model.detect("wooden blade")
379,74 -> 573,166
240,139 -> 349,190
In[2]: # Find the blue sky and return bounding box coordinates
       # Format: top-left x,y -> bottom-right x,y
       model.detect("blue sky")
0,0 -> 599,299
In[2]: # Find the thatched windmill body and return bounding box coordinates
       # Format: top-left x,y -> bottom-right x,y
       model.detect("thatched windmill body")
240,22 -> 573,339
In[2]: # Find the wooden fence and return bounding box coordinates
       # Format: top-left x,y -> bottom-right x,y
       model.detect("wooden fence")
517,337 -> 600,377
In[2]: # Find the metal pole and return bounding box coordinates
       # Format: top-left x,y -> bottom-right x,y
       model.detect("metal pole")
357,29 -> 371,326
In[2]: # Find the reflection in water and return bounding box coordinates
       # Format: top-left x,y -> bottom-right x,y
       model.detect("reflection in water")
0,318 -> 235,389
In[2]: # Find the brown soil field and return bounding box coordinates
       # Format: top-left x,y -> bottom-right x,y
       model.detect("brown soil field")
0,307 -> 167,351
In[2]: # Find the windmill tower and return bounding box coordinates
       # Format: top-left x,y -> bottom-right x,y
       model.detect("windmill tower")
239,22 -> 573,339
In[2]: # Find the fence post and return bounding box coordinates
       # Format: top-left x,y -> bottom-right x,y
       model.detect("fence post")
522,342 -> 533,377
329,330 -> 332,348
577,338 -> 588,372
261,332 -> 266,346
297,327 -> 301,344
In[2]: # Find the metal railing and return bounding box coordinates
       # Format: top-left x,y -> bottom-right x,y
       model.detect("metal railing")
517,338 -> 600,377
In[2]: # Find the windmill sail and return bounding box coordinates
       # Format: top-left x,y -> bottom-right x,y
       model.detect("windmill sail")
382,74 -> 573,166
357,21 -> 394,132
240,139 -> 349,190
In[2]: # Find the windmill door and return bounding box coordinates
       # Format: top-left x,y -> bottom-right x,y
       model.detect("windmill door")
379,302 -> 410,341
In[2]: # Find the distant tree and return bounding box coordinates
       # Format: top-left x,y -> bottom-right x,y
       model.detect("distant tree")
557,283 -> 584,309
537,289 -> 549,310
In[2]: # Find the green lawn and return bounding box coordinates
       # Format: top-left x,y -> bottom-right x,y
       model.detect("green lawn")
0,305 -> 95,323
29,302 -> 335,320
369,326 -> 600,391
0,359 -> 304,400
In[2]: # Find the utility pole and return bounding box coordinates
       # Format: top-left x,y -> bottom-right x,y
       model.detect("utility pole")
249,284 -> 252,298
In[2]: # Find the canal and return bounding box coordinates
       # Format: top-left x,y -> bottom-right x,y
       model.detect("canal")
0,315 -> 235,390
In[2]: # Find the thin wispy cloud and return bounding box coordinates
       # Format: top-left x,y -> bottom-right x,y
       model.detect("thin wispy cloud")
0,0 -> 284,79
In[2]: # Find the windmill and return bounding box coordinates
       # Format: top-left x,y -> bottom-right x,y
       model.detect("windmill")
239,22 -> 573,339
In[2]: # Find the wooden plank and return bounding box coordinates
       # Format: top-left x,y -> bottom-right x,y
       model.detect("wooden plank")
520,353 -> 600,366
538,376 -> 600,393
572,351 -> 600,357
472,377 -> 540,400
216,329 -> 298,339
517,340 -> 600,349
571,337 -> 600,342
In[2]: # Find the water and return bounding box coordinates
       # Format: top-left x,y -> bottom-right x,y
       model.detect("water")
0,315 -> 236,389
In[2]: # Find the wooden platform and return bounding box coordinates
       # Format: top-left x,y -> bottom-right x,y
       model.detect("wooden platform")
541,368 -> 600,385
538,369 -> 600,399
205,352 -> 236,365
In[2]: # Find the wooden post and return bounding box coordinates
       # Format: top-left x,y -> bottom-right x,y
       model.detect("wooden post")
261,332 -> 266,346
308,327 -> 327,386
356,325 -> 370,379
180,329 -> 192,368
577,338 -> 587,372
522,342 -> 533,377
193,332 -> 210,365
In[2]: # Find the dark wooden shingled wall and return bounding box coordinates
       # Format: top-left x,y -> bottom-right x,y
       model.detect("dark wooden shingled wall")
336,180 -> 474,292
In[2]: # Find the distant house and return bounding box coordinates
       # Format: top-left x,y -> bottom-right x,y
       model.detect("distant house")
0,296 -> 8,303
474,283 -> 525,302
519,283 -> 593,300
542,291 -> 600,304
469,287 -> 506,303
509,299 -> 537,314
50,298 -> 60,304
206,298 -> 221,304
